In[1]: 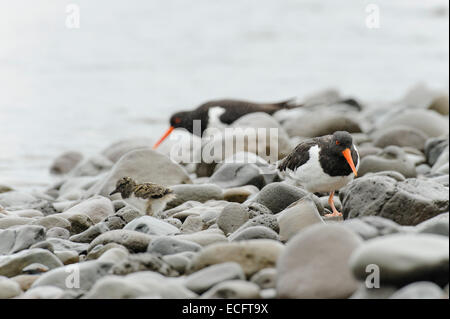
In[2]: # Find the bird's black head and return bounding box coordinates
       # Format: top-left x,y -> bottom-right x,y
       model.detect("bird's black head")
330,131 -> 358,176
110,176 -> 136,198
331,131 -> 353,151
170,111 -> 194,132
169,110 -> 208,136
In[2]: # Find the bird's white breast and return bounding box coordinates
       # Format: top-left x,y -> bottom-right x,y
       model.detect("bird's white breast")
124,194 -> 147,214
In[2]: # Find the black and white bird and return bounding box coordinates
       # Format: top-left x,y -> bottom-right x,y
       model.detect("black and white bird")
153,98 -> 298,148
278,131 -> 359,217
109,177 -> 176,216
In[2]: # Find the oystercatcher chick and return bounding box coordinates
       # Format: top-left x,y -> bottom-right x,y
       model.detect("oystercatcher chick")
153,98 -> 298,148
109,177 -> 175,216
278,131 -> 359,217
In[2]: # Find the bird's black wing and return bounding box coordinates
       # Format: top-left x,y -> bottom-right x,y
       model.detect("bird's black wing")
278,139 -> 318,172
196,99 -> 299,125
134,183 -> 172,199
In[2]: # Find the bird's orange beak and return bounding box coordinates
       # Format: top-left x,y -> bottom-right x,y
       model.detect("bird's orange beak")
153,126 -> 174,149
342,148 -> 358,177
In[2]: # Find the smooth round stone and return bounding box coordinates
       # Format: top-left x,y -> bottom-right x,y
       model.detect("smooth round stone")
184,262 -> 245,293
89,230 -> 155,253
18,285 -> 64,299
166,184 -> 223,209
250,268 -> 277,289
180,215 -> 207,234
7,209 -> 43,218
413,213 -> 449,237
148,237 -> 202,256
424,136 -> 448,166
277,224 -> 362,299
86,243 -> 127,260
223,186 -> 259,203
115,206 -> 142,223
32,216 -> 71,230
68,213 -> 94,234
88,149 -> 192,197
217,203 -> 250,235
11,274 -> 39,292
190,239 -> 285,277
428,95 -> 449,115
0,217 -> 34,229
0,248 -> 63,278
389,281 -> 446,299
50,151 -> 83,175
377,109 -> 449,138
283,111 -> 362,138
341,176 -> 449,226
350,283 -> 397,299
243,202 -> 272,217
22,263 -> 49,274
111,253 -> 177,277
0,191 -> 37,209
54,250 -> 79,265
70,223 -> 110,243
431,149 -> 449,174
45,238 -> 89,254
350,234 -> 449,286
70,154 -> 113,177
162,253 -> 192,274
200,280 -> 261,299
373,126 -> 428,150
102,215 -> 127,230
31,260 -> 113,292
46,227 -> 70,240
101,137 -> 153,163
234,214 -> 279,234
0,276 -> 22,298
29,241 -> 54,253
0,186 -> 13,194
356,216 -> 401,235
57,176 -> 99,199
209,163 -> 268,190
175,229 -> 227,247
0,225 -> 46,255
229,226 -> 279,242
58,196 -> 115,224
231,112 -> 292,160
124,216 -> 180,236
164,218 -> 182,229
250,182 -> 309,214
276,197 -> 324,242
358,146 -> 417,178
97,247 -> 129,264
84,271 -> 196,299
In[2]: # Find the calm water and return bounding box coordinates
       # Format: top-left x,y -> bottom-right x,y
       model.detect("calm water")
0,0 -> 448,188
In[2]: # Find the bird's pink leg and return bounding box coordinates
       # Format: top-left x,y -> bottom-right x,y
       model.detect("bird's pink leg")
324,191 -> 342,217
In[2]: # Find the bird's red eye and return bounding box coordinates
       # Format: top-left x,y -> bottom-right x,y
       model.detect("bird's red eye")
336,140 -> 340,145
174,117 -> 181,124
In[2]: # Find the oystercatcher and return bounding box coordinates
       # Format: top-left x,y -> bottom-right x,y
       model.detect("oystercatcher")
153,98 -> 298,148
110,177 -> 176,216
278,131 -> 359,217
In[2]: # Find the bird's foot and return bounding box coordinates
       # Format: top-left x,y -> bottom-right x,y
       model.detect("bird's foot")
324,211 -> 343,217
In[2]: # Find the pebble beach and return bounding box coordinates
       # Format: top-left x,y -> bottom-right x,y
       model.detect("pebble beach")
0,88 -> 449,299
0,0 -> 449,300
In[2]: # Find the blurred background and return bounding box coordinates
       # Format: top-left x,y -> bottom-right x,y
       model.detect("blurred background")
0,0 -> 448,188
